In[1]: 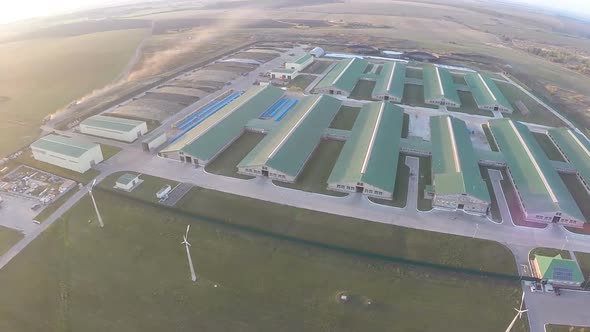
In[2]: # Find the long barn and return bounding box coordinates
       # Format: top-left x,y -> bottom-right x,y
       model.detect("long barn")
423,66 -> 461,108
465,73 -> 513,113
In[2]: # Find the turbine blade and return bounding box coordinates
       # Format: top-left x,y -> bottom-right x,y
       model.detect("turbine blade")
186,225 -> 190,237
520,292 -> 525,311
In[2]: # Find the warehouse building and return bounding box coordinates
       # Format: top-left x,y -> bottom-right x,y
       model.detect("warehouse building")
371,62 -> 406,102
80,115 -> 148,142
238,95 -> 341,182
428,115 -> 490,215
159,85 -> 284,166
314,58 -> 368,97
285,53 -> 314,71
532,254 -> 584,288
548,128 -> 590,194
327,102 -> 404,199
488,119 -> 585,227
423,66 -> 461,108
465,73 -> 513,113
31,134 -> 104,173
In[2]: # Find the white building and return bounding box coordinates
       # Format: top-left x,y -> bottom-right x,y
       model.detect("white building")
31,134 -> 104,173
285,54 -> 313,72
115,173 -> 141,191
269,68 -> 299,81
80,115 -> 147,142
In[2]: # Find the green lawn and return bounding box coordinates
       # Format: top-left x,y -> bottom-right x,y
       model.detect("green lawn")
287,74 -> 316,91
0,29 -> 147,157
402,113 -> 410,138
546,325 -> 590,332
453,90 -> 494,116
329,106 -> 360,130
205,132 -> 264,179
532,132 -> 566,162
34,188 -> 79,222
13,149 -> 99,184
496,81 -> 565,127
273,140 -> 347,197
349,80 -> 376,101
368,153 -> 410,208
482,124 -> 499,152
417,156 -> 433,211
480,166 -> 502,223
529,248 -> 571,261
0,226 -> 23,256
100,144 -> 122,160
0,186 -> 525,332
402,84 -> 438,109
574,252 -> 590,289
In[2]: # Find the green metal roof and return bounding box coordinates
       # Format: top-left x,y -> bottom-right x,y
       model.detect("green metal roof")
489,119 -> 584,220
430,115 -> 490,202
238,95 -> 341,177
174,85 -> 283,159
292,53 -> 313,65
534,254 -> 584,283
81,115 -> 145,133
31,134 -> 98,158
117,173 -> 139,185
465,73 -> 513,112
315,58 -> 368,93
328,102 -> 404,193
372,62 -> 406,99
548,128 -> 590,187
422,65 -> 461,105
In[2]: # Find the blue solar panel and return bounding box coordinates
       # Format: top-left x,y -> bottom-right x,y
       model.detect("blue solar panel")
553,267 -> 573,281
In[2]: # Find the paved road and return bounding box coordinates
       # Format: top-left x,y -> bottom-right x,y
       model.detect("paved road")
488,169 -> 511,225
525,289 -> 590,332
405,156 -> 419,211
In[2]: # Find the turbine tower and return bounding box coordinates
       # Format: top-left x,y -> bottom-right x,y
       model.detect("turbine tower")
505,292 -> 527,332
88,179 -> 104,228
181,225 -> 197,282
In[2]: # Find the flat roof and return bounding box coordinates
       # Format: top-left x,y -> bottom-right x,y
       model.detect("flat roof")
81,115 -> 145,133
117,173 -> 139,185
161,85 -> 283,155
315,58 -> 368,93
489,119 -> 583,220
31,134 -> 98,158
179,85 -> 284,161
548,128 -> 590,187
465,73 -> 513,111
372,62 -> 406,99
430,115 -> 490,202
291,53 -> 313,65
328,102 -> 404,193
238,95 -> 341,177
423,65 -> 461,105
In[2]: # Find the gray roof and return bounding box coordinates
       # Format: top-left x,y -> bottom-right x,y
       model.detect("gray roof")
430,115 -> 490,202
489,119 -> 584,220
31,134 -> 99,158
328,102 -> 404,193
81,115 -> 145,133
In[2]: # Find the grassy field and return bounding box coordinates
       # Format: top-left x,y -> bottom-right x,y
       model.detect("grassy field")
0,184 -> 526,332
559,174 -> 590,225
495,81 -> 565,127
546,325 -> 590,332
480,166 -> 502,223
453,90 -> 493,116
417,156 -> 433,211
205,132 -> 264,179
482,124 -> 499,152
402,113 -> 410,138
349,80 -> 376,101
0,29 -> 147,157
300,60 -> 332,74
0,226 -> 23,256
330,106 -> 360,130
368,154 -> 410,208
402,84 -> 438,109
574,252 -> 590,289
287,74 -> 316,91
273,140 -> 346,197
100,144 -> 122,161
529,248 -> 571,261
11,149 -> 99,184
532,132 -> 565,162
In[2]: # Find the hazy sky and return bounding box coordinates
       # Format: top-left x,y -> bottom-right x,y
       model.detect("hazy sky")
1,0 -> 590,24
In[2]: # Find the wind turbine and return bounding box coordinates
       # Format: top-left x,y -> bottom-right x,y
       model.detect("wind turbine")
88,179 -> 104,228
181,225 -> 197,282
505,292 -> 527,332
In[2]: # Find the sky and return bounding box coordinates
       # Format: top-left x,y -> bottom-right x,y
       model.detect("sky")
1,0 -> 590,24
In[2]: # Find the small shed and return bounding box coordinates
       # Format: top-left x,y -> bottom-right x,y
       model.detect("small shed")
310,47 -> 325,58
115,173 -> 141,191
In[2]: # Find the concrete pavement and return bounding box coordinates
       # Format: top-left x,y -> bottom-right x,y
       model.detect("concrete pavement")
405,156 -> 419,211
488,169 -> 510,225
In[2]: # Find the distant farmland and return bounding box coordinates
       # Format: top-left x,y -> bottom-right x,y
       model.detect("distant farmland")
0,28 -> 147,157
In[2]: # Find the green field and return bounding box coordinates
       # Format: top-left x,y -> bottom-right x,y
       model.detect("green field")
402,84 -> 438,109
480,166 -> 502,223
482,124 -> 499,152
368,153 -> 410,208
529,248 -> 571,261
0,226 -> 23,256
287,74 -> 316,91
417,156 -> 433,211
330,106 -> 360,130
495,81 -> 565,127
205,132 -> 264,179
453,90 -> 493,116
574,252 -> 590,289
273,140 -> 347,197
0,29 -> 147,157
349,80 -> 376,101
546,325 -> 590,332
100,144 -> 122,161
559,174 -> 590,225
532,132 -> 565,162
0,182 -> 526,332
402,113 -> 410,138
